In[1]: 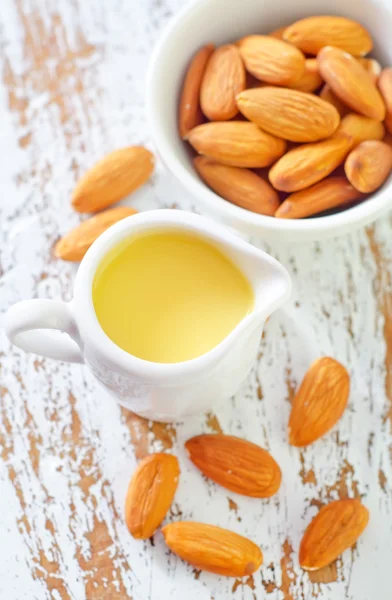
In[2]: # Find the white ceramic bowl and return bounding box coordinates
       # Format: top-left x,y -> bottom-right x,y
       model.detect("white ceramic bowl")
147,0 -> 392,242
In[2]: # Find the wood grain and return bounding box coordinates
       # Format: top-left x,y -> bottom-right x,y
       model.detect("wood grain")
0,1 -> 391,599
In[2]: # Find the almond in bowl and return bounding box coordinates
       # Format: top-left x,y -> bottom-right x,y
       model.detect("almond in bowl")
147,3 -> 392,239
179,16 -> 392,222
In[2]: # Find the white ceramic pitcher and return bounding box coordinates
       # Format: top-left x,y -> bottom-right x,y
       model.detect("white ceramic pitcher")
4,210 -> 291,422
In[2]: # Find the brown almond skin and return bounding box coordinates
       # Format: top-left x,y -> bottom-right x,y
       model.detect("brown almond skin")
275,177 -> 364,219
318,46 -> 386,121
162,522 -> 263,577
178,44 -> 215,139
299,499 -> 369,571
287,59 -> 323,93
54,207 -> 137,262
288,357 -> 350,447
319,84 -> 349,118
245,73 -> 267,89
194,157 -> 279,216
188,121 -> 286,168
344,140 -> 392,193
338,113 -> 385,148
185,434 -> 281,498
200,44 -> 245,121
237,35 -> 305,85
269,134 -> 352,192
283,16 -> 373,56
125,453 -> 179,540
72,146 -> 154,213
383,131 -> 392,149
237,87 -> 340,143
378,68 -> 392,134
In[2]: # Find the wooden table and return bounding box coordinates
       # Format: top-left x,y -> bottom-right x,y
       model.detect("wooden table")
0,1 -> 391,598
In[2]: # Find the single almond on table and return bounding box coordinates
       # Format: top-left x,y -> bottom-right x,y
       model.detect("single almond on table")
275,177 -> 364,219
237,35 -> 305,86
200,44 -> 245,121
338,113 -> 385,147
162,522 -> 263,577
54,207 -> 137,261
124,453 -> 179,540
287,58 -> 323,93
283,15 -> 373,56
358,58 -> 382,83
188,121 -> 286,168
288,357 -> 350,447
344,140 -> 392,193
236,87 -> 340,142
377,67 -> 392,134
319,84 -> 349,118
299,499 -> 369,571
194,157 -> 279,216
72,146 -> 154,213
179,43 -> 215,139
318,46 -> 386,121
269,134 -> 352,192
185,434 -> 281,497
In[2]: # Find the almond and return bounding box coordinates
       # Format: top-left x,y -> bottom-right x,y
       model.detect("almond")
72,146 -> 154,213
188,121 -> 286,168
200,44 -> 245,121
344,140 -> 392,193
338,113 -> 385,147
179,44 -> 215,138
377,67 -> 392,134
287,58 -> 323,93
275,177 -> 364,219
269,134 -> 352,192
319,84 -> 349,118
162,522 -> 263,577
318,46 -> 386,121
124,453 -> 179,540
358,58 -> 382,83
237,35 -> 305,85
237,87 -> 339,142
288,357 -> 350,447
54,207 -> 137,262
299,499 -> 369,571
194,157 -> 279,215
283,16 -> 373,56
185,434 -> 281,497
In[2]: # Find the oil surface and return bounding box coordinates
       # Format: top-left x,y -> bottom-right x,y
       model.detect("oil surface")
93,230 -> 254,363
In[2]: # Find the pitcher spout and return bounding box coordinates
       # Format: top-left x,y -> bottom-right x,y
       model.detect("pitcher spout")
251,250 -> 292,320
217,235 -> 292,322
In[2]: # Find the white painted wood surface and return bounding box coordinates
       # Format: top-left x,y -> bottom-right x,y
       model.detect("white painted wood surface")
0,1 -> 391,598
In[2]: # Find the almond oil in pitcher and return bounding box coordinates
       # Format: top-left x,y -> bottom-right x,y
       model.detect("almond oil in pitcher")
92,230 -> 253,363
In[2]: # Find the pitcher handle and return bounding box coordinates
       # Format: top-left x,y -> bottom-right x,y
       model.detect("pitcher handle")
4,299 -> 84,364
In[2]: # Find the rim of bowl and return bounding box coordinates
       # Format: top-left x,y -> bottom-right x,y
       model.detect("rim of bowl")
146,0 -> 392,237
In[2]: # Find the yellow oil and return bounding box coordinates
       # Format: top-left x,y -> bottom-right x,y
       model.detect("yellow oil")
92,230 -> 254,363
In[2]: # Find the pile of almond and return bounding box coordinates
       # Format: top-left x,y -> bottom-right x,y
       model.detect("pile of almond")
124,356 -> 369,578
179,15 -> 392,219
